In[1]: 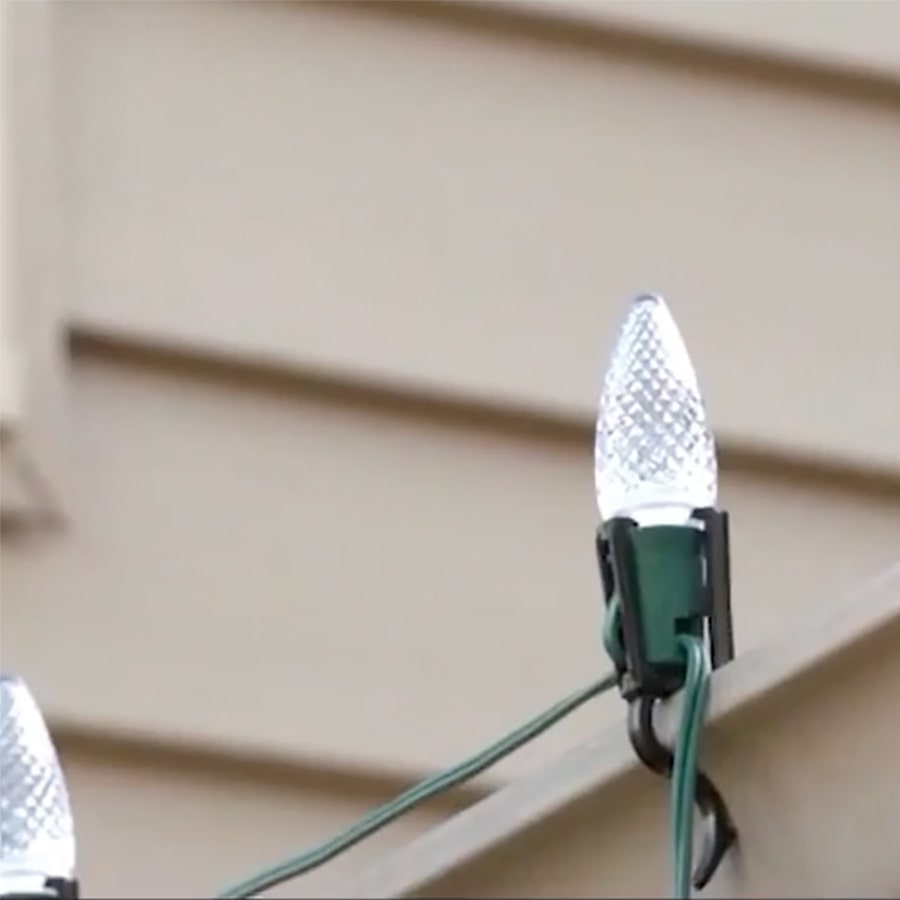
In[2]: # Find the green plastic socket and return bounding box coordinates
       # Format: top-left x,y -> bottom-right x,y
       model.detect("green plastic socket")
630,524 -> 705,671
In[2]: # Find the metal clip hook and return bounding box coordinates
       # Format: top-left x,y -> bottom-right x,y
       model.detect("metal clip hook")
627,696 -> 736,890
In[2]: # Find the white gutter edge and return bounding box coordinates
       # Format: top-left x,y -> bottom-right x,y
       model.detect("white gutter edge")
334,557 -> 900,898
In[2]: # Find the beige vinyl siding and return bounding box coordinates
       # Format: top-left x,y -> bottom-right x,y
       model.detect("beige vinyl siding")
4,347 -> 897,778
58,1 -> 900,471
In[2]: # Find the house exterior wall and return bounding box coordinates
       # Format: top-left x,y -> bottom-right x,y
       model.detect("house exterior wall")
2,2 -> 898,896
55,733 -> 477,900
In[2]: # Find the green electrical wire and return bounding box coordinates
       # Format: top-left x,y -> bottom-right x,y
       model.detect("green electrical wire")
217,602 -> 712,899
670,634 -> 712,900
217,671 -> 619,899
601,596 -> 714,898
602,594 -> 625,669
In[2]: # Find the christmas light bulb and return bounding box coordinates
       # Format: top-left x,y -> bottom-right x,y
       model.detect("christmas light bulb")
0,674 -> 75,897
594,294 -> 717,526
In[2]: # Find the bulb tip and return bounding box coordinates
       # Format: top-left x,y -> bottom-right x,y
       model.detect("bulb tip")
632,291 -> 665,304
628,292 -> 675,325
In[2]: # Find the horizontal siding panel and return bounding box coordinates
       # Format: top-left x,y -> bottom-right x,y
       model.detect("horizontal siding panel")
56,2 -> 900,472
3,355 -> 898,777
59,739 -> 454,898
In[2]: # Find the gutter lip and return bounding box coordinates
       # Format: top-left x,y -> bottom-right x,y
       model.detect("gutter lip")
334,557 -> 900,898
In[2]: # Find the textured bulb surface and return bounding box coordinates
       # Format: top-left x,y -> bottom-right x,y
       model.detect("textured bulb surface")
594,294 -> 717,525
0,674 -> 75,886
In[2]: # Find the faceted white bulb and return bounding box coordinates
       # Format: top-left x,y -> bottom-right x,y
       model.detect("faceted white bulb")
594,294 -> 717,526
0,674 -> 75,894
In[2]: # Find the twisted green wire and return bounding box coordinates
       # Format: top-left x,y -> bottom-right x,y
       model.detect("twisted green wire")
216,602 -> 709,899
602,597 -> 712,899
671,634 -> 712,899
602,594 -> 625,669
217,671 -> 618,898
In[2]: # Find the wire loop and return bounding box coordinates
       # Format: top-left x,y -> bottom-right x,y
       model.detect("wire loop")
627,648 -> 736,896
